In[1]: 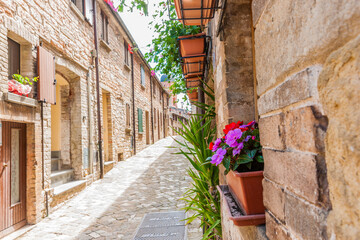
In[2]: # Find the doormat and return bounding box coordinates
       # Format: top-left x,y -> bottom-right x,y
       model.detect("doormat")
133,211 -> 186,240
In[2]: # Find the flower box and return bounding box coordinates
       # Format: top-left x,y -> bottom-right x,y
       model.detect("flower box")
226,170 -> 265,215
187,89 -> 198,101
186,77 -> 202,88
174,0 -> 216,26
178,33 -> 207,56
182,54 -> 205,77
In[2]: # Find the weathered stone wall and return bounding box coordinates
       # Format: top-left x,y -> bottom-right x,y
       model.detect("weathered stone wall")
0,0 -> 169,230
253,0 -> 360,239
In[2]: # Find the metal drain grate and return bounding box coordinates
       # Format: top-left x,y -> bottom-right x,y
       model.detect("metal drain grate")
133,211 -> 186,240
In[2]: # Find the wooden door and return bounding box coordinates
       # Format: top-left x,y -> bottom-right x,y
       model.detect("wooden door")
0,122 -> 27,237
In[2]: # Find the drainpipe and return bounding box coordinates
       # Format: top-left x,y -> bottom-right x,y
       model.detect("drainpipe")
162,90 -> 165,138
86,66 -> 94,174
150,77 -> 154,144
92,0 -> 104,178
131,53 -> 136,154
40,101 -> 49,216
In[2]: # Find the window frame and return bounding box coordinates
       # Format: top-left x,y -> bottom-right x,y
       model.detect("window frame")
124,40 -> 130,66
101,11 -> 109,44
8,38 -> 20,79
140,65 -> 146,87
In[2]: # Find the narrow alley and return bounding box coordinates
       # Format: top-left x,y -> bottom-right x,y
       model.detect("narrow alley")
6,137 -> 200,240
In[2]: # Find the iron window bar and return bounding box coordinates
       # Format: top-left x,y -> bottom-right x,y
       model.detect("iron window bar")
167,0 -> 222,27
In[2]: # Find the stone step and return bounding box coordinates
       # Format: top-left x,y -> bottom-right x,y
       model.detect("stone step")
51,157 -> 61,171
51,169 -> 74,187
53,180 -> 87,196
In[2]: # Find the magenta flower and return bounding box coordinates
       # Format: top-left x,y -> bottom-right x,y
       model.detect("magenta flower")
211,148 -> 226,166
225,129 -> 242,148
233,142 -> 244,156
151,70 -> 155,77
212,138 -> 222,152
252,136 -> 256,140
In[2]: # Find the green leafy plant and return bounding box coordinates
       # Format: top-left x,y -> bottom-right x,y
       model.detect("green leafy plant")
12,74 -> 39,85
172,83 -> 221,239
144,2 -> 200,95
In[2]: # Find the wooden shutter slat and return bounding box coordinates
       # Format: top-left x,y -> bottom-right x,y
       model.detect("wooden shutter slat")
37,46 -> 56,104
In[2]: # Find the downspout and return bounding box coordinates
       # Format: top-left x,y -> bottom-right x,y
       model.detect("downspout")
150,77 -> 154,144
92,0 -> 104,178
162,90 -> 165,138
131,53 -> 136,154
86,66 -> 94,174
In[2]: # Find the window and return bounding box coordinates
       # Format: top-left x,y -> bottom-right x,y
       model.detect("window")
154,108 -> 156,127
138,108 -> 143,133
126,103 -> 131,128
140,65 -> 145,87
124,40 -> 130,66
101,11 -> 109,43
8,38 -> 20,79
153,81 -> 156,97
71,0 -> 93,24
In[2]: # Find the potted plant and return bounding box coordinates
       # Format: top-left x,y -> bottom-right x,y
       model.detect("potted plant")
178,33 -> 206,56
187,88 -> 198,101
208,120 -> 265,215
174,0 -> 216,26
8,74 -> 39,97
182,54 -> 205,77
186,76 -> 202,88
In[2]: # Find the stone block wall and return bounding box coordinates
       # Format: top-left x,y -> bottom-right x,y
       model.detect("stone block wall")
253,0 -> 360,239
0,0 -> 170,231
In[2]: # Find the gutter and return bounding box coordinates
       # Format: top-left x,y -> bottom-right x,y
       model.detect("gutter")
93,0 -> 104,179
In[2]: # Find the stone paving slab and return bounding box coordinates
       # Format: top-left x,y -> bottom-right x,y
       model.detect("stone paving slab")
9,137 -> 202,240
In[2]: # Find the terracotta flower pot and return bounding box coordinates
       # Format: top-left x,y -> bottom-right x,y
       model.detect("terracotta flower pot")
178,33 -> 206,57
187,89 -> 198,101
186,77 -> 202,88
182,54 -> 205,77
226,170 -> 265,215
174,0 -> 215,26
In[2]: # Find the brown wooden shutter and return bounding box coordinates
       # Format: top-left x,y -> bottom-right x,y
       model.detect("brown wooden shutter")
37,46 -> 56,104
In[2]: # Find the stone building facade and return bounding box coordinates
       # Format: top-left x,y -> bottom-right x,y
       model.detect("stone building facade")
207,0 -> 360,239
0,0 -> 169,237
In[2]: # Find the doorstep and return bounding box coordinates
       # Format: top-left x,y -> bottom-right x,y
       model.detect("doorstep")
51,180 -> 87,208
217,185 -> 265,226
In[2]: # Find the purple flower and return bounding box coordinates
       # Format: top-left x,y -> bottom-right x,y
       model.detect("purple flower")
233,142 -> 244,156
225,129 -> 242,148
240,120 -> 256,129
211,148 -> 226,166
212,138 -> 222,152
244,135 -> 251,142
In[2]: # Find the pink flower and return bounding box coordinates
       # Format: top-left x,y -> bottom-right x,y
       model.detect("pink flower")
151,70 -> 155,77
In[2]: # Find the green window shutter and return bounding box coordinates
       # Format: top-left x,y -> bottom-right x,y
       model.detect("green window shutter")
138,108 -> 143,132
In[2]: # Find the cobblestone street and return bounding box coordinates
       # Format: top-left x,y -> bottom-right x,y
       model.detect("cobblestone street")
9,137 -> 201,240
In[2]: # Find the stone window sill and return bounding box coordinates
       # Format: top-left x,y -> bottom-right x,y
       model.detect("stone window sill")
125,127 -> 132,135
4,92 -> 37,107
69,2 -> 93,27
124,63 -> 131,71
100,39 -> 111,52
